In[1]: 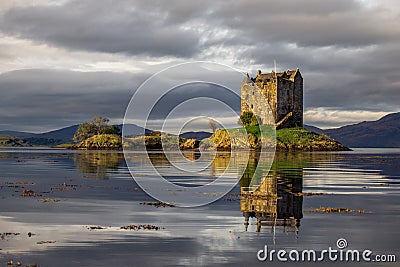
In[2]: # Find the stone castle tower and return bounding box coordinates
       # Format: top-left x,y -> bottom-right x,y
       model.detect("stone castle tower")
241,69 -> 303,128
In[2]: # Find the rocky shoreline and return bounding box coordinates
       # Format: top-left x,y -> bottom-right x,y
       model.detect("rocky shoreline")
57,127 -> 350,152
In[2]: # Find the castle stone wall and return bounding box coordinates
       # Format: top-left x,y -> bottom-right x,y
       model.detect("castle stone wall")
241,69 -> 303,128
241,83 -> 274,125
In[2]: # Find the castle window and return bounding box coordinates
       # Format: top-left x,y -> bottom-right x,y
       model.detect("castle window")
250,104 -> 253,109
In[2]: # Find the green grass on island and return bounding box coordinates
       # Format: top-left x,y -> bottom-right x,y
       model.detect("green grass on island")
275,127 -> 350,151
208,126 -> 350,151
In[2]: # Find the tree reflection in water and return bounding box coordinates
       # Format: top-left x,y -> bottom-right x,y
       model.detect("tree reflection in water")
73,152 -> 124,179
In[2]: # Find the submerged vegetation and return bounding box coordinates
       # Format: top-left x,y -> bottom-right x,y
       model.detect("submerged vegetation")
307,207 -> 367,214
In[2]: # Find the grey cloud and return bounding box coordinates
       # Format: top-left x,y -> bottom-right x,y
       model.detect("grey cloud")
0,0 -> 399,130
0,69 -> 147,131
209,0 -> 400,48
0,67 -> 244,132
4,0 -> 398,58
147,83 -> 240,120
123,62 -> 244,131
1,0 -> 200,57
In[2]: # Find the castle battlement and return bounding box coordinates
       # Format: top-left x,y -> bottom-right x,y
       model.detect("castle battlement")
241,69 -> 303,128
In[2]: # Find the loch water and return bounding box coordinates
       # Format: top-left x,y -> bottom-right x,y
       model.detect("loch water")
0,148 -> 399,266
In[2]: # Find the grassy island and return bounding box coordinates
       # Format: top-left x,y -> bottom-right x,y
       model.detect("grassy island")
72,134 -> 122,150
207,126 -> 350,152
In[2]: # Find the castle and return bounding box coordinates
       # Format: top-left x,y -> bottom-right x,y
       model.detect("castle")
241,69 -> 303,128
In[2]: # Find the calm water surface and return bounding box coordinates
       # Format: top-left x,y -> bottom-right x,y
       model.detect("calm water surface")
0,147 -> 399,266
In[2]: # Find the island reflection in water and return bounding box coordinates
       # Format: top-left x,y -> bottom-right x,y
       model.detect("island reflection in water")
73,151 -> 125,179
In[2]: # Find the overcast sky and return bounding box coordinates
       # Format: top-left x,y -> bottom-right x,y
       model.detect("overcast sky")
0,0 -> 399,132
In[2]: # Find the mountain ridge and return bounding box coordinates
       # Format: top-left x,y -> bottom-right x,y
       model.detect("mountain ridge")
0,124 -> 150,146
305,112 -> 400,148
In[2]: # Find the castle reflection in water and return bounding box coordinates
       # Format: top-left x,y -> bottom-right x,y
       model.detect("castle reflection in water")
239,153 -> 305,233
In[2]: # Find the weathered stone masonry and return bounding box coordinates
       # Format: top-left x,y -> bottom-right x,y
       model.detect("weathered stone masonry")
241,69 -> 303,128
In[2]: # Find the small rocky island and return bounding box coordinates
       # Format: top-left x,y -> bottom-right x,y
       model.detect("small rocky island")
206,126 -> 349,151
71,134 -> 122,150
55,116 -> 123,150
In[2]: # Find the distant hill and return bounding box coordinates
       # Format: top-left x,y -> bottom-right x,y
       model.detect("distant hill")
303,125 -> 325,135
34,125 -> 79,142
0,125 -> 79,144
0,123 -> 149,146
305,112 -> 400,148
0,125 -> 80,146
324,112 -> 400,148
0,131 -> 34,139
179,131 -> 212,140
121,124 -> 152,137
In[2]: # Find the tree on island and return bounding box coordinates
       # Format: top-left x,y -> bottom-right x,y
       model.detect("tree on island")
239,111 -> 259,126
73,116 -> 120,143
